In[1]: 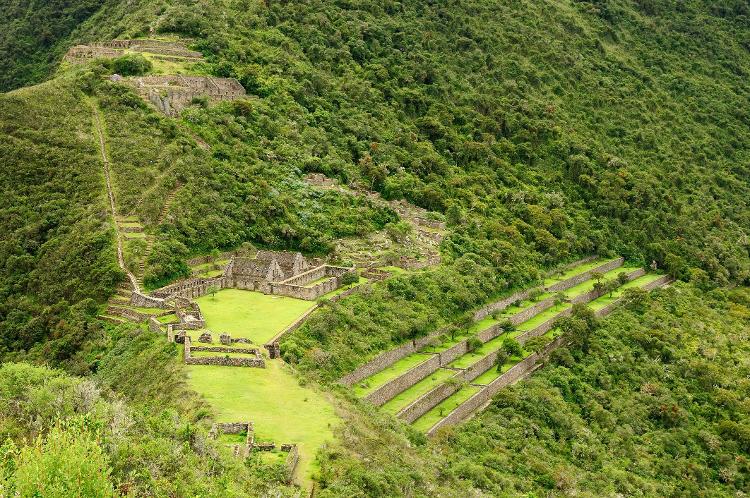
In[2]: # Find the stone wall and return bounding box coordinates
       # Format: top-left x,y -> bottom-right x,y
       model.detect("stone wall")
184,336 -> 265,368
545,257 -> 624,292
106,306 -> 151,322
473,288 -> 533,321
364,354 -> 440,406
130,291 -> 166,308
186,251 -> 236,266
148,317 -> 161,333
594,274 -> 672,317
426,335 -> 568,436
152,276 -> 227,299
569,268 -> 645,305
515,308 -> 573,344
284,445 -> 299,484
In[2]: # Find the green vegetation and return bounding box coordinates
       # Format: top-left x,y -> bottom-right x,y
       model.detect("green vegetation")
186,360 -> 338,487
353,353 -> 434,397
412,385 -> 482,432
195,289 -> 315,345
1,0 -> 750,495
380,369 -> 454,415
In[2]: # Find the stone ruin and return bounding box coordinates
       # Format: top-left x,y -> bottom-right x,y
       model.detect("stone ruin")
183,335 -> 265,368
123,75 -> 246,116
225,250 -> 354,301
64,39 -> 203,64
208,421 -> 299,482
198,331 -> 212,343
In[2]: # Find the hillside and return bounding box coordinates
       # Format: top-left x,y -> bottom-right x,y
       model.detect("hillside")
0,0 -> 749,496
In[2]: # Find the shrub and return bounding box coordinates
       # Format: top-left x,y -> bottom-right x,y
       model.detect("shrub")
111,54 -> 152,76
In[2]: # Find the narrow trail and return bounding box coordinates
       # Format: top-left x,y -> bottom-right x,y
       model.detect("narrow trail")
91,102 -> 140,293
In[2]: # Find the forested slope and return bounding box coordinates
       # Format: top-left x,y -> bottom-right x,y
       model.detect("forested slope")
1,0 -> 749,496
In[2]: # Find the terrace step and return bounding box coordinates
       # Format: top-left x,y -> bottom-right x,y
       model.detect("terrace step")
98,314 -> 126,324
394,266 -> 646,424
420,271 -> 670,436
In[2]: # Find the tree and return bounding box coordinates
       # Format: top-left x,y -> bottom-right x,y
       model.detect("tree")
207,284 -> 219,298
502,338 -> 522,358
111,54 -> 152,76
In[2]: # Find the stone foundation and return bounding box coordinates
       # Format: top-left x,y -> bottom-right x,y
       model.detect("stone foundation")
184,336 -> 265,368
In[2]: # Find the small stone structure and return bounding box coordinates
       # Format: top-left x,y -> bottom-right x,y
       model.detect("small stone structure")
123,75 -> 246,116
184,335 -> 265,368
198,331 -> 213,343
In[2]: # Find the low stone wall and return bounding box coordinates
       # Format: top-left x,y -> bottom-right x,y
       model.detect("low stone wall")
510,296 -> 556,325
515,308 -> 573,345
130,291 -> 166,308
152,276 -> 227,299
438,340 -> 470,365
364,354 -> 440,406
148,317 -> 161,333
546,255 -> 599,277
545,257 -> 624,292
426,335 -> 568,436
284,445 -> 299,484
338,326 -> 450,387
107,306 -> 150,322
186,251 -> 236,266
190,345 -> 261,355
569,268 -> 645,305
594,275 -> 672,317
473,288 -> 533,321
184,336 -> 265,368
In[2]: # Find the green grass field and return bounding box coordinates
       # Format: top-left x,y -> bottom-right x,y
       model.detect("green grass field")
411,385 -> 482,432
380,368 -> 455,414
588,273 -> 665,311
542,257 -> 616,287
187,360 -> 338,487
195,289 -> 315,345
353,353 -> 434,396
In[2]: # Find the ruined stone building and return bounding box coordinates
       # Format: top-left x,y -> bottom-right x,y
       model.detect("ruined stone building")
124,75 -> 246,116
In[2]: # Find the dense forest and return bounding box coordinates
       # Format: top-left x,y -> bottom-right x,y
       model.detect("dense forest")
0,0 -> 749,495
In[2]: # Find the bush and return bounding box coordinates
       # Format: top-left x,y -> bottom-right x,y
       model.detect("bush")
111,54 -> 152,76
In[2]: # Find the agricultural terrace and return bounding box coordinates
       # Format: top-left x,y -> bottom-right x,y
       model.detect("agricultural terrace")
184,288 -> 340,487
350,256 -> 667,433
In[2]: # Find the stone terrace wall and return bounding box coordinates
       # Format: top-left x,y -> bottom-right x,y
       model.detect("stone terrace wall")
473,288 -> 534,321
186,251 -> 236,266
183,336 -> 265,368
594,275 -> 672,317
338,327 -> 448,387
148,317 -> 161,333
569,268 -> 645,305
515,308 -> 573,345
426,335 -> 568,436
284,445 -> 299,484
130,291 -> 166,308
152,276 -> 227,299
364,354 -> 440,406
545,257 -> 624,292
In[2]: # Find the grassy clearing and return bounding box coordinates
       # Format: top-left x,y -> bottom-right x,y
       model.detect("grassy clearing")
157,314 -> 177,323
353,353 -> 435,396
542,257 -> 615,287
412,385 -> 482,432
186,360 -> 338,487
448,334 -> 506,369
380,369 -> 455,414
303,276 -> 333,288
195,289 -> 315,345
189,350 -> 260,358
123,231 -> 147,239
588,273 -> 665,311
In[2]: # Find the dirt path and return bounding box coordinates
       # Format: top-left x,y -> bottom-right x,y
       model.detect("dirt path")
91,102 -> 140,292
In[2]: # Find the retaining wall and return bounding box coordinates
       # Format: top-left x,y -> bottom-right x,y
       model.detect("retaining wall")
284,445 -> 299,484
130,291 -> 166,308
545,257 -> 624,292
473,288 -> 533,321
426,335 -> 568,436
364,354 -> 440,406
148,317 -> 161,333
183,336 -> 265,368
339,327 -> 447,387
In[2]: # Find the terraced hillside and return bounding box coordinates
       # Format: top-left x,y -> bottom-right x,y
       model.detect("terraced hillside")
347,257 -> 670,433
